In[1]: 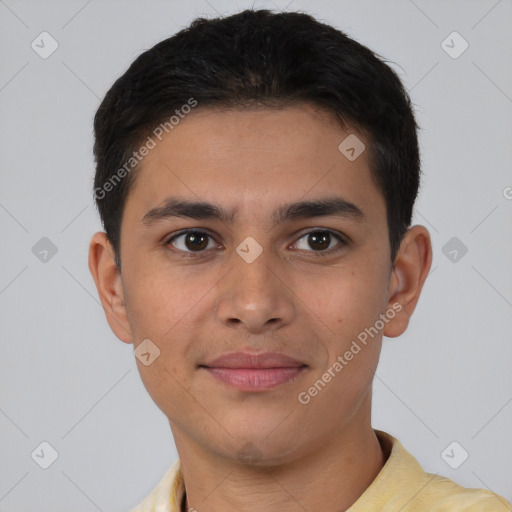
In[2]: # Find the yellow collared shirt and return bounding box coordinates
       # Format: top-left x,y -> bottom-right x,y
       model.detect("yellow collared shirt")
130,430 -> 511,512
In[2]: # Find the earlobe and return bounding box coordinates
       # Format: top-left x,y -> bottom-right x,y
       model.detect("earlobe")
383,225 -> 433,338
88,231 -> 133,344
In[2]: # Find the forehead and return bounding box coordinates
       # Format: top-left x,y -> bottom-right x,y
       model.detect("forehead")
122,105 -> 385,228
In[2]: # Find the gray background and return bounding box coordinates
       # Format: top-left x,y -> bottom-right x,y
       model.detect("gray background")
1,0 -> 511,510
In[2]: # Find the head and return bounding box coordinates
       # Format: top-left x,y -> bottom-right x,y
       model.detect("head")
89,9 -> 431,465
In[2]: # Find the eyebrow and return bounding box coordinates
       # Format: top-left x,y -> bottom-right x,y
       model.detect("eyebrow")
141,196 -> 366,227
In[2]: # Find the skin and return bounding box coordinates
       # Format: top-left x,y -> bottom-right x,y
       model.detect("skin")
89,104 -> 432,512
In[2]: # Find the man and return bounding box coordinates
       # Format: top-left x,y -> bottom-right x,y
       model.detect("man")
88,9 -> 510,512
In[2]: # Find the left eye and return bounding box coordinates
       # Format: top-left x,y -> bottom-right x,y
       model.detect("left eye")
293,230 -> 345,254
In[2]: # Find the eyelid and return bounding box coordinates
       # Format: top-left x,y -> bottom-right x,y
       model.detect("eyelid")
291,229 -> 347,255
164,228 -> 220,256
165,228 -> 348,256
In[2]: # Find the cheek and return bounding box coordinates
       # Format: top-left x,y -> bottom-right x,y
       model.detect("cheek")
122,262 -> 207,391
128,281 -> 198,419
307,264 -> 389,380
136,360 -> 192,426
320,269 -> 387,334
123,263 -> 200,340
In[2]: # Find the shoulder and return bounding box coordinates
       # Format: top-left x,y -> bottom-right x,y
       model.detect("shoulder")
418,472 -> 511,511
349,431 -> 511,512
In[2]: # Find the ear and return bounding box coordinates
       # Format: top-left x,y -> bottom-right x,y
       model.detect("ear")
383,225 -> 433,338
88,231 -> 133,344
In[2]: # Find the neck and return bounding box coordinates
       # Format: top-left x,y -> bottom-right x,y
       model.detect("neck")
173,404 -> 385,512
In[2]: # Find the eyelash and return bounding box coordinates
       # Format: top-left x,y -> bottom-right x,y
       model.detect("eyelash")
164,229 -> 348,258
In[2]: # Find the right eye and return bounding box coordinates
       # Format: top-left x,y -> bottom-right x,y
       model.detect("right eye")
165,230 -> 219,256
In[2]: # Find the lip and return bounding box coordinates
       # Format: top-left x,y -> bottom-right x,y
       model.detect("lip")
200,352 -> 308,392
203,351 -> 306,369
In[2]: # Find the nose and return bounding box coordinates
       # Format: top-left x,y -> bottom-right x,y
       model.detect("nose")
215,247 -> 296,335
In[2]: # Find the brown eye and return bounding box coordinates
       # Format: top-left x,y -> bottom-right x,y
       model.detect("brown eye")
293,230 -> 345,255
308,231 -> 331,251
167,231 -> 214,252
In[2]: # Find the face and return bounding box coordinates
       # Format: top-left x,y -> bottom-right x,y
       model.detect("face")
90,104 -> 430,466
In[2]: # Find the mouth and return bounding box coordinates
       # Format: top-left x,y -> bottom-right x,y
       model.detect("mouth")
199,352 -> 308,392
